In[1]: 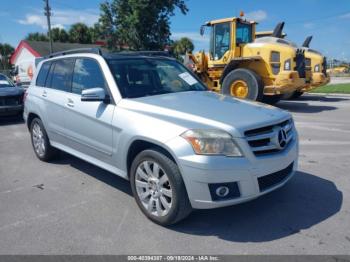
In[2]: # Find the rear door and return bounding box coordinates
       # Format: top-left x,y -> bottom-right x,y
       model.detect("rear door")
63,57 -> 115,162
43,58 -> 75,144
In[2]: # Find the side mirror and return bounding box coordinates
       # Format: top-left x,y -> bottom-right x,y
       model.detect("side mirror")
81,87 -> 110,103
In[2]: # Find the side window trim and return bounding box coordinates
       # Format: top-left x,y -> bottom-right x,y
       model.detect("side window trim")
71,57 -> 114,104
36,61 -> 51,87
45,61 -> 56,89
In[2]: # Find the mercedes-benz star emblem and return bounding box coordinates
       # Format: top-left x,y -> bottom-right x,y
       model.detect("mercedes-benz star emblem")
278,128 -> 287,148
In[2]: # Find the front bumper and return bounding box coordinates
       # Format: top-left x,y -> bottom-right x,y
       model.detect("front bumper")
301,73 -> 330,92
0,105 -> 23,116
263,71 -> 305,95
167,134 -> 299,209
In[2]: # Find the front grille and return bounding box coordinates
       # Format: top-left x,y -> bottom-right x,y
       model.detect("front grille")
258,162 -> 294,192
244,119 -> 294,156
0,96 -> 22,106
294,49 -> 306,78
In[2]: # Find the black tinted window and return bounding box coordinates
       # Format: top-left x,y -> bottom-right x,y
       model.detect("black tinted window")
50,59 -> 74,92
108,58 -> 207,98
36,62 -> 51,87
72,58 -> 106,95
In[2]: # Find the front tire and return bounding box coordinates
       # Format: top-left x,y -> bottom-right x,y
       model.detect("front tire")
130,149 -> 192,226
30,118 -> 58,161
221,68 -> 264,101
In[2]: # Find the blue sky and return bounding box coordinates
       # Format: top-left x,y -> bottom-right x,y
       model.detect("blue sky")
0,0 -> 349,61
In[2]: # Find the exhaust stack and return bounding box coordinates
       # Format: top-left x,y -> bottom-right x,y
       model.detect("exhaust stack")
272,22 -> 285,38
302,36 -> 313,48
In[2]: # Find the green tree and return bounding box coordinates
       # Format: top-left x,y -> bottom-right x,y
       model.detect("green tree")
69,23 -> 92,44
25,32 -> 49,41
89,23 -> 103,43
0,43 -> 15,70
51,27 -> 69,42
99,0 -> 188,51
171,37 -> 194,61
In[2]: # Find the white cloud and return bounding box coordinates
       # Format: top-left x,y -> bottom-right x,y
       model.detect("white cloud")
244,10 -> 267,22
171,32 -> 209,43
18,9 -> 99,29
303,22 -> 315,29
339,12 -> 350,19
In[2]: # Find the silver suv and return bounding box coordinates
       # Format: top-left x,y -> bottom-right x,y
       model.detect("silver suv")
24,49 -> 298,225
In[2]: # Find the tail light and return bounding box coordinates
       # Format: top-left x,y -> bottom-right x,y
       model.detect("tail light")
23,90 -> 28,104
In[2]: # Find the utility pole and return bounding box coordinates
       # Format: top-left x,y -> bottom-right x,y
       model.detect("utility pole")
44,0 -> 53,54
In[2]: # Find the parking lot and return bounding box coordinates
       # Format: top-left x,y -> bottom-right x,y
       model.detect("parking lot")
0,94 -> 350,255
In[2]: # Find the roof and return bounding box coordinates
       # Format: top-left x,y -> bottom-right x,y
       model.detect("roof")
10,40 -> 103,64
205,17 -> 257,26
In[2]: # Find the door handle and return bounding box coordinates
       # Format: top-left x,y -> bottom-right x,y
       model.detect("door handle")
42,91 -> 47,97
66,98 -> 74,108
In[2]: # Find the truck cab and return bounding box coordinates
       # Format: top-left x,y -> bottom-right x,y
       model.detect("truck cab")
188,17 -> 306,104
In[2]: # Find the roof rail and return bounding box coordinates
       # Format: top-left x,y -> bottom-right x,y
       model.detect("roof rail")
117,51 -> 172,57
44,47 -> 102,59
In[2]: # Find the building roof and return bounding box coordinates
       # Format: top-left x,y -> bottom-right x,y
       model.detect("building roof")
10,40 -> 103,64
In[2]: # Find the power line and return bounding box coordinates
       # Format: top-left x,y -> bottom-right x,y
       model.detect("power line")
43,0 -> 53,53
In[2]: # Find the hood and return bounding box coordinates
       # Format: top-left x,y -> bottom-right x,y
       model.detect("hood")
0,86 -> 24,97
119,91 -> 290,138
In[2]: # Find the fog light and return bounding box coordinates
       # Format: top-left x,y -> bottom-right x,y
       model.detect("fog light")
216,186 -> 229,197
208,182 -> 240,201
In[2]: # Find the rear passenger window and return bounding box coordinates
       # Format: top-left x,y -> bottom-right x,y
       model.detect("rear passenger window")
50,59 -> 75,92
36,62 -> 51,87
72,58 -> 106,95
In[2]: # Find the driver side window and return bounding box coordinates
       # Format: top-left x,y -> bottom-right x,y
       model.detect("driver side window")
213,22 -> 231,60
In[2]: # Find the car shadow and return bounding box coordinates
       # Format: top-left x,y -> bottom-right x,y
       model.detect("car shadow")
290,95 -> 350,102
0,116 -> 24,126
52,151 -> 133,196
51,153 -> 342,243
170,171 -> 342,242
277,101 -> 337,113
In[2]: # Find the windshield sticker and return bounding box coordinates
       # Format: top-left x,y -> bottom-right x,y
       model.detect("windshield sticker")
178,72 -> 198,86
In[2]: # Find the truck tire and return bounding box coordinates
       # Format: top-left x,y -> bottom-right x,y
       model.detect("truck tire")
221,68 -> 264,101
130,149 -> 192,226
262,95 -> 282,105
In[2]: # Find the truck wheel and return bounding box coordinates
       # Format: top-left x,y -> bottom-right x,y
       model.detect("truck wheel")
262,95 -> 282,105
30,118 -> 58,161
221,68 -> 264,101
130,149 -> 192,226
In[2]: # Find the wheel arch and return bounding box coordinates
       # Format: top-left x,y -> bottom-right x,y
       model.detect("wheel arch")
220,57 -> 262,84
26,112 -> 41,130
126,139 -> 178,178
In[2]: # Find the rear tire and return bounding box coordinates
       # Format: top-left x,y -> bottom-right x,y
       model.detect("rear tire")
262,95 -> 282,105
30,118 -> 58,161
130,149 -> 192,226
221,68 -> 264,101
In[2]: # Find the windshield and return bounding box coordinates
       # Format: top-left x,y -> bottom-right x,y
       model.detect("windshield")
108,58 -> 207,98
0,75 -> 15,88
236,21 -> 252,44
210,22 -> 231,60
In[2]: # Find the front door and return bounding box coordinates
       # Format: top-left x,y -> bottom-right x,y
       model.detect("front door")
63,58 -> 114,163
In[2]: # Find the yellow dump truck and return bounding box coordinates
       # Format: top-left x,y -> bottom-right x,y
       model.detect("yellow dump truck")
186,17 -> 306,104
256,29 -> 329,98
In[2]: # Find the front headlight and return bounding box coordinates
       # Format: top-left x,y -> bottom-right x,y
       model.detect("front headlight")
284,59 -> 291,71
314,64 -> 320,72
181,129 -> 243,157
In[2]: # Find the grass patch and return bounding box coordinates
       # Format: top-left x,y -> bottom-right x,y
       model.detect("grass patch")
310,83 -> 350,94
